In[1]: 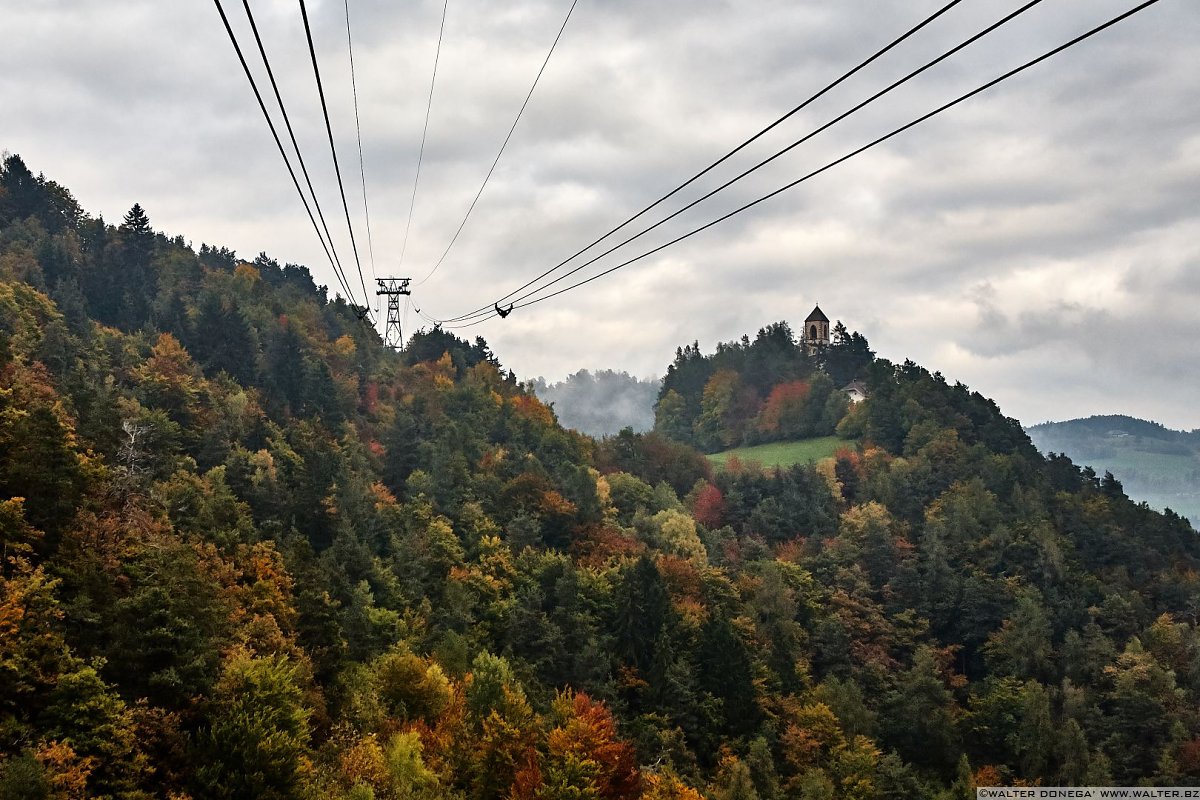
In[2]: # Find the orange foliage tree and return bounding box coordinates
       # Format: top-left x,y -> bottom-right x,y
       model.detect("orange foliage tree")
544,690 -> 641,799
755,379 -> 811,439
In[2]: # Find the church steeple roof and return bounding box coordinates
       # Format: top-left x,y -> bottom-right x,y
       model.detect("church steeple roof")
805,304 -> 829,323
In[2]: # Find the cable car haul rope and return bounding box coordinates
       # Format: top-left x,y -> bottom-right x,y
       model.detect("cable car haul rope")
211,0 -> 1168,336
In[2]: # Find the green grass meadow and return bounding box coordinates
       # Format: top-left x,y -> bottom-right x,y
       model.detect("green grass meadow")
707,436 -> 850,470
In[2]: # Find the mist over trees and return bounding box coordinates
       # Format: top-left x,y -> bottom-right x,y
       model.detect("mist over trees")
531,369 -> 660,437
4,153 -> 1200,797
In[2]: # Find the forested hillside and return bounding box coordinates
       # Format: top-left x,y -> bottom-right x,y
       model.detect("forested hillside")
4,153 -> 1200,799
1027,416 -> 1200,529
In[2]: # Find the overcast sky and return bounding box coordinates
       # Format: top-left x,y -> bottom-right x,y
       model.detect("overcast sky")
2,0 -> 1197,429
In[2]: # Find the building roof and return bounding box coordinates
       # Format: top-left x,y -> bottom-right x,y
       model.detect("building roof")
841,380 -> 868,395
806,304 -> 829,323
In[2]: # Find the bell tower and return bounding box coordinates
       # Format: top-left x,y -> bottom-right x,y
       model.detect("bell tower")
804,303 -> 830,352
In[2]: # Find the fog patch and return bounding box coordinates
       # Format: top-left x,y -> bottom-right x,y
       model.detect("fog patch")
532,369 -> 660,437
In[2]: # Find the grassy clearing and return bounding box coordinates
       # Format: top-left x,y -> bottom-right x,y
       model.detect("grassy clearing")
707,436 -> 850,470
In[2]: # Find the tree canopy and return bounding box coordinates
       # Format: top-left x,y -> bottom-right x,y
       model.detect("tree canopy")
2,153 -> 1199,797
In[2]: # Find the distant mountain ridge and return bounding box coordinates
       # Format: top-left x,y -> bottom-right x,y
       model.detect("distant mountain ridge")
1030,414 -> 1200,443
1027,415 -> 1200,528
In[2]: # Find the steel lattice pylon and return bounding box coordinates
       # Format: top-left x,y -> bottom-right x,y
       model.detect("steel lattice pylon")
375,277 -> 412,350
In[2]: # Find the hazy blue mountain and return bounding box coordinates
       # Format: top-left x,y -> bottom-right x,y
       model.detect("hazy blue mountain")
531,369 -> 659,437
1027,415 -> 1200,528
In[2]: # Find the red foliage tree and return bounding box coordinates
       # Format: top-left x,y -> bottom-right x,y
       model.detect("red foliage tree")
691,482 -> 726,529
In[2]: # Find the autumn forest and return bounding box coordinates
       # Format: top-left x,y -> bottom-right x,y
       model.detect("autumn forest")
2,153 -> 1200,799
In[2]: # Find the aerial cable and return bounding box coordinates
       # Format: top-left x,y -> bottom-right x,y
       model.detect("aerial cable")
398,0 -> 450,271
211,0 -> 357,304
440,307 -> 498,329
298,0 -> 373,311
414,305 -> 443,327
414,0 -> 581,287
484,0 -> 1166,318
236,0 -> 358,305
431,0 -> 965,323
344,0 -> 377,282
443,0 -> 1045,323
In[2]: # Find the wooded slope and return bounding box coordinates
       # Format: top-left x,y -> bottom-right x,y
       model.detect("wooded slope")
3,154 -> 1199,798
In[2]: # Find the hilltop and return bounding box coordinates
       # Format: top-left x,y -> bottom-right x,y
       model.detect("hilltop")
4,153 -> 1200,797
